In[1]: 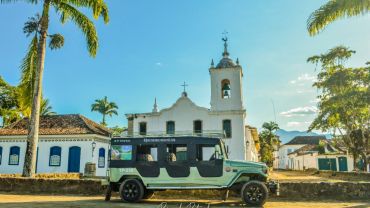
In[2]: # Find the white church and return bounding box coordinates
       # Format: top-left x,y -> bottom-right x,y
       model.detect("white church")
126,39 -> 259,161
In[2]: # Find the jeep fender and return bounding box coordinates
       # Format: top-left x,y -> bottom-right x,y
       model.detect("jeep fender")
227,170 -> 268,187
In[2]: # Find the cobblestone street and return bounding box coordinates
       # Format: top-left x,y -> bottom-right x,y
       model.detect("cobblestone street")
0,194 -> 369,208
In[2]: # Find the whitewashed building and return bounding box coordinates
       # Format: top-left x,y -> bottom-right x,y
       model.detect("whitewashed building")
275,136 -> 326,169
125,39 -> 259,161
0,114 -> 111,176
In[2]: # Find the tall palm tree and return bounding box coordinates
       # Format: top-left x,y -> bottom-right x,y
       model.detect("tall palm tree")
261,121 -> 280,145
307,0 -> 370,36
91,96 -> 118,126
1,0 -> 109,177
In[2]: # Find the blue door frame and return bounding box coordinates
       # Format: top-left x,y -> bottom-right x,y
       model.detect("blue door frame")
68,146 -> 81,173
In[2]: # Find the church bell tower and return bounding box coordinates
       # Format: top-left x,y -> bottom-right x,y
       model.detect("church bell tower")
209,37 -> 244,111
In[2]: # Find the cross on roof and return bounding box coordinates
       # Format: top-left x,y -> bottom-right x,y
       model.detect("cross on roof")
181,81 -> 188,93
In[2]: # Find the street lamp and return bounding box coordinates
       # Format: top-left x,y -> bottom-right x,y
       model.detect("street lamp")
91,141 -> 96,158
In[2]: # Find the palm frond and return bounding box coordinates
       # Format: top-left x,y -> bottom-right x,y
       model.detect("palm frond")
18,35 -> 38,117
307,0 -> 370,36
54,2 -> 98,57
23,14 -> 40,37
40,99 -> 56,115
62,0 -> 110,23
49,33 -> 64,50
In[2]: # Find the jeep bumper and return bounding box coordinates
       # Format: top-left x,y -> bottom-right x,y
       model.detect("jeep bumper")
267,181 -> 279,196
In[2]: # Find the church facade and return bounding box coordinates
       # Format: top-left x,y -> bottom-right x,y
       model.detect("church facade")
126,40 -> 259,161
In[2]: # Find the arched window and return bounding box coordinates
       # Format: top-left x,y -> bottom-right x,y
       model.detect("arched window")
0,146 -> 2,165
193,120 -> 202,134
223,119 -> 232,138
49,146 -> 62,166
166,121 -> 175,135
98,148 -> 105,168
221,79 -> 231,99
9,146 -> 20,165
139,122 -> 147,135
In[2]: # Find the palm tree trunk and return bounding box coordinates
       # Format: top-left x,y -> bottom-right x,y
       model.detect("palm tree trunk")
102,114 -> 106,126
22,0 -> 50,177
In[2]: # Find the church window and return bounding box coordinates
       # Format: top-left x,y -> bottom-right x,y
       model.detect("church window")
223,120 -> 232,138
49,146 -> 61,166
9,146 -> 20,165
98,148 -> 105,168
221,79 -> 231,99
166,121 -> 175,135
0,146 -> 2,165
139,122 -> 147,135
193,120 -> 203,134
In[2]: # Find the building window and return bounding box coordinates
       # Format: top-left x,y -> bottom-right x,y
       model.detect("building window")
223,119 -> 232,138
221,79 -> 231,99
0,146 -> 2,165
49,146 -> 61,166
139,122 -> 147,135
193,120 -> 202,134
166,121 -> 175,135
9,146 -> 20,165
98,148 -> 105,168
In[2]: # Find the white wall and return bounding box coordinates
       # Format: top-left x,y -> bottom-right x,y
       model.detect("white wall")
288,152 -> 318,170
277,144 -> 305,169
0,135 -> 110,176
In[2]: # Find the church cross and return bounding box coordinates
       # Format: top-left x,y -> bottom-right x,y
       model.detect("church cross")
181,81 -> 188,93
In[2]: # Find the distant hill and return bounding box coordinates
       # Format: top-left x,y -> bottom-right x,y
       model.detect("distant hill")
275,129 -> 331,144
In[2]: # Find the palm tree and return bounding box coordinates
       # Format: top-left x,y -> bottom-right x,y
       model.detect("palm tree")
40,99 -> 56,116
261,121 -> 280,145
91,96 -> 118,126
1,0 -> 109,177
307,0 -> 370,36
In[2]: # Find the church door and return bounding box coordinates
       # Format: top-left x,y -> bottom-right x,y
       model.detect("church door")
68,146 -> 81,173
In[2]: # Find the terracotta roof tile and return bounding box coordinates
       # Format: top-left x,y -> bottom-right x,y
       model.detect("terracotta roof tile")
0,114 -> 112,137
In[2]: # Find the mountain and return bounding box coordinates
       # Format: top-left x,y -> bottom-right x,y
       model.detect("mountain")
275,129 -> 331,144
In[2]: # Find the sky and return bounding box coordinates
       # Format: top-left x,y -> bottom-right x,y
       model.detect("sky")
0,1 -> 369,132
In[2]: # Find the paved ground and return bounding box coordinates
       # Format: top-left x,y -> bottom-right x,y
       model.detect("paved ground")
0,194 -> 369,208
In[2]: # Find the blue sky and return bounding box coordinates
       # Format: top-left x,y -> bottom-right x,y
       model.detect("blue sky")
0,1 -> 369,131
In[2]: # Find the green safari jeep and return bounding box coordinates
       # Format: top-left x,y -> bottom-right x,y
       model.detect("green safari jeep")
105,136 -> 277,206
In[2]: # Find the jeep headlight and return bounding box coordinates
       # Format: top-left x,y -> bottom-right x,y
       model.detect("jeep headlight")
262,167 -> 268,174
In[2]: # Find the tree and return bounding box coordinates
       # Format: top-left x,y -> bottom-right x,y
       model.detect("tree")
91,96 -> 118,126
40,99 -> 56,116
259,121 -> 280,167
110,126 -> 127,137
0,76 -> 21,127
308,46 -> 370,171
1,0 -> 109,177
307,0 -> 370,36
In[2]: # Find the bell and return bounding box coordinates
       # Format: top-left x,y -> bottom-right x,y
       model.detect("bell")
222,84 -> 231,91
223,90 -> 229,97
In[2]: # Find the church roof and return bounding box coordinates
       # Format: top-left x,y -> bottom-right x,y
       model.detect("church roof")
216,57 -> 237,69
0,114 -> 112,137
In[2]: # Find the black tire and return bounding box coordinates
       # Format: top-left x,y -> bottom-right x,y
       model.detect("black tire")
119,179 -> 144,202
143,189 -> 155,199
241,180 -> 268,206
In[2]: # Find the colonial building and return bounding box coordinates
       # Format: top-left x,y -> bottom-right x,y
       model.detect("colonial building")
126,39 -> 259,161
275,136 -> 327,169
0,114 -> 111,176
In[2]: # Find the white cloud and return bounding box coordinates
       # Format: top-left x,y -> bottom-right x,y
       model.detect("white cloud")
290,73 -> 316,85
280,106 -> 318,117
155,62 -> 162,67
309,98 -> 320,103
287,121 -> 311,127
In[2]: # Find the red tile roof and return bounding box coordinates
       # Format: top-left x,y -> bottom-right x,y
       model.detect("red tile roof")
0,114 -> 112,137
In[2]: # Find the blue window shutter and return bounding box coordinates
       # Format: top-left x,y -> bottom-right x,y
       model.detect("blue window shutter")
49,146 -> 62,166
0,146 -> 2,165
98,148 -> 105,168
9,146 -> 20,165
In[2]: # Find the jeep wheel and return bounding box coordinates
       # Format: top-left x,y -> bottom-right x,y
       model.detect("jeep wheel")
241,180 -> 268,206
143,190 -> 154,199
119,179 -> 144,202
